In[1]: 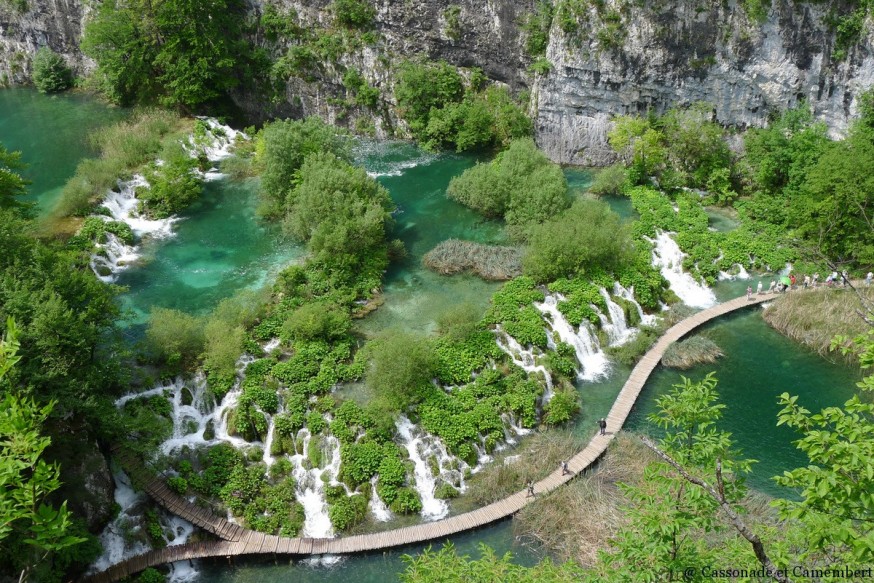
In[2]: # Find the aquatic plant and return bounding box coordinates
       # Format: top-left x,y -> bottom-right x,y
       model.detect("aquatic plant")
423,239 -> 522,281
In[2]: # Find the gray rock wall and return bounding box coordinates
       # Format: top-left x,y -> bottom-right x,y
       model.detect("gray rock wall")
2,0 -> 873,161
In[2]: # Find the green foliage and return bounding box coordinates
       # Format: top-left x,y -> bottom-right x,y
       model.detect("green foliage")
598,373 -> 755,579
447,138 -> 568,228
524,199 -> 635,283
0,142 -> 29,211
256,117 -> 352,218
389,487 -> 423,515
282,302 -> 351,342
443,5 -> 462,40
31,47 -> 72,93
329,492 -> 369,530
395,60 -> 464,138
139,143 -> 202,218
366,332 -> 436,412
260,5 -> 301,42
340,441 -> 383,487
772,329 -> 874,563
400,543 -> 583,582
81,0 -> 251,107
547,277 -> 608,327
284,152 -> 395,280
521,1 -> 553,58
543,386 -> 580,425
484,277 -> 547,348
434,330 -> 503,386
145,308 -> 204,369
167,476 -> 188,495
0,329 -> 87,581
589,163 -> 628,197
136,568 -> 166,583
342,68 -> 380,108
332,0 -> 375,29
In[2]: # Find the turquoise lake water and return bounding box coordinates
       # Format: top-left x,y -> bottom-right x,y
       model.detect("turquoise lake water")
2,88 -> 864,581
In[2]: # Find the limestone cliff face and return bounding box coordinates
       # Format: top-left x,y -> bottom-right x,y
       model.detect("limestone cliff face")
533,0 -> 874,165
0,0 -> 92,85
1,0 -> 873,160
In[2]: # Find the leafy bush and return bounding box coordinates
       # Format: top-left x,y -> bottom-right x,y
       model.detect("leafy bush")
139,143 -> 202,218
484,277 -> 547,348
145,308 -> 204,369
333,0 -> 375,28
447,138 -> 568,229
543,387 -> 580,425
589,163 -> 629,197
31,47 -> 72,93
389,487 -> 423,514
167,476 -> 188,495
523,199 -> 635,283
395,60 -> 465,139
282,302 -> 351,342
521,1 -> 553,58
329,493 -> 369,530
340,441 -> 383,487
137,567 -> 166,583
256,118 -> 351,217
366,332 -> 436,412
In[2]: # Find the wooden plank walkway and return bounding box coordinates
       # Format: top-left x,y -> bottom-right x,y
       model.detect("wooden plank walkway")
83,294 -> 772,583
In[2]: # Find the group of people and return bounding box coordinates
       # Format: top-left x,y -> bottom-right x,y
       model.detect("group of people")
746,270 -> 874,300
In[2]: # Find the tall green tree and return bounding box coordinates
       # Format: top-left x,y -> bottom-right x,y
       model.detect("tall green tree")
0,143 -> 29,212
0,319 -> 86,582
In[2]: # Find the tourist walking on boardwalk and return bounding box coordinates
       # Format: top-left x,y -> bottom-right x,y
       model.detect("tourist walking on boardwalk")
841,270 -> 848,286
757,281 -> 763,295
747,285 -> 752,300
813,272 -> 820,287
768,280 -> 776,293
867,272 -> 873,287
803,275 -> 810,289
599,418 -> 607,435
561,461 -> 570,475
526,481 -> 535,498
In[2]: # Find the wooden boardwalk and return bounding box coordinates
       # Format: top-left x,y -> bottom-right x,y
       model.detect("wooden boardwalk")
84,294 -> 772,583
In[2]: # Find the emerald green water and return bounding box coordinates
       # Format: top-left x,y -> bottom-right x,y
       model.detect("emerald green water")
0,88 -> 128,212
2,91 -> 866,579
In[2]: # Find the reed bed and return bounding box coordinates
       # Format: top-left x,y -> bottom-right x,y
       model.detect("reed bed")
422,239 -> 522,281
464,430 -> 588,505
661,335 -> 724,369
762,285 -> 874,363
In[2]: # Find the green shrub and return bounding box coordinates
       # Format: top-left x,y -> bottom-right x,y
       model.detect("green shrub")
139,143 -> 202,218
329,493 -> 369,530
447,138 -> 567,229
543,386 -> 580,425
589,164 -> 629,197
366,332 -> 436,412
31,47 -> 72,93
523,199 -> 634,283
521,1 -> 553,58
145,308 -> 204,369
484,276 -> 547,348
167,476 -> 188,495
137,567 -> 166,583
282,302 -> 351,342
434,483 -> 460,499
395,60 -> 465,139
333,0 -> 375,28
389,487 -> 423,514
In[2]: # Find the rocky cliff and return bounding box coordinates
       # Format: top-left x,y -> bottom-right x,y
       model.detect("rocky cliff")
1,0 -> 872,161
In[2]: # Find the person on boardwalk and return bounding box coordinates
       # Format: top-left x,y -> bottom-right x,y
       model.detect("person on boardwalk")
867,272 -> 873,287
803,274 -> 810,289
526,481 -> 535,498
813,272 -> 820,287
746,285 -> 752,300
599,418 -> 607,435
561,460 -> 570,476
768,280 -> 776,293
756,281 -> 763,295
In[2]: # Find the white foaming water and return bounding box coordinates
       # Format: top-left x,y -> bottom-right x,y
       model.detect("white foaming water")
649,231 -> 717,309
163,515 -> 198,583
598,287 -> 635,346
396,416 -> 469,521
89,471 -> 149,575
289,429 -> 341,538
89,119 -> 243,282
535,295 -> 609,382
493,326 -> 554,400
614,283 -> 658,327
718,264 -> 751,280
369,476 -> 393,522
354,140 -> 439,178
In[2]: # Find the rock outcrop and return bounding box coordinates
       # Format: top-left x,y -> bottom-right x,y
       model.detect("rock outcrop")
2,0 -> 873,158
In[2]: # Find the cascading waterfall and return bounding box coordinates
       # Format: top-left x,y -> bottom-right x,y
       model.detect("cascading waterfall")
369,476 -> 393,522
89,120 -> 243,282
395,416 -> 469,521
493,326 -> 554,400
535,295 -> 609,382
288,429 -> 342,538
598,288 -> 634,346
88,471 -> 149,575
614,283 -> 658,327
648,230 -> 717,309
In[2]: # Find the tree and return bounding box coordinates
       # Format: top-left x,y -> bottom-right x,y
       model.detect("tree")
366,332 -> 436,412
607,115 -> 666,185
256,117 -> 352,217
597,374 -> 760,581
0,319 -> 86,582
0,143 -> 29,212
31,47 -> 72,93
523,199 -> 634,283
771,328 -> 874,564
395,60 -> 465,139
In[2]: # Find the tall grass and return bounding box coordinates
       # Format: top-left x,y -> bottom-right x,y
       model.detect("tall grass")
661,335 -> 723,369
51,109 -> 184,219
762,286 -> 874,363
422,239 -> 522,281
464,430 -> 588,505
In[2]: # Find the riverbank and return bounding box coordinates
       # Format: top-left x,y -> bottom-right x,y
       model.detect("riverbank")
762,284 -> 874,364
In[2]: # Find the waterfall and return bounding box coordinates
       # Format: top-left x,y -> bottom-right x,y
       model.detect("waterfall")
599,287 -> 635,346
369,477 -> 393,522
88,119 -> 243,282
88,471 -> 149,575
395,416 -> 470,521
648,231 -> 716,309
535,295 -> 608,382
288,429 -> 340,538
613,283 -> 658,327
493,326 -> 553,400
163,515 -> 198,583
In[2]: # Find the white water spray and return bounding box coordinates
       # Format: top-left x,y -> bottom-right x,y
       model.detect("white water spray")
649,231 -> 716,309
